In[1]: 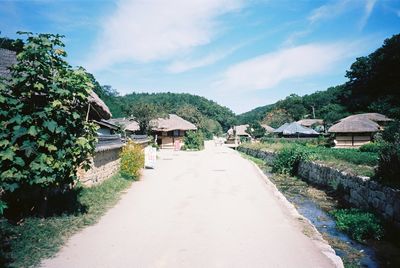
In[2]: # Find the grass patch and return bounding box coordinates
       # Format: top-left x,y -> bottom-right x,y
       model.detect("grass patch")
240,142 -> 378,177
331,208 -> 384,243
0,173 -> 134,268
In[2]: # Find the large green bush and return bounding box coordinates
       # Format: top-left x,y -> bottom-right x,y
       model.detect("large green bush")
120,141 -> 144,179
331,209 -> 383,242
272,145 -> 310,175
0,33 -> 98,217
182,130 -> 204,150
359,142 -> 385,153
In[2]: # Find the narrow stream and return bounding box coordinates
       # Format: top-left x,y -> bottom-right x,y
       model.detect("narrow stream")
290,195 -> 378,267
258,166 -> 380,267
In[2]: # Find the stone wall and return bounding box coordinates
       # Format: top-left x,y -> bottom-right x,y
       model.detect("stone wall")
78,146 -> 122,186
238,146 -> 400,226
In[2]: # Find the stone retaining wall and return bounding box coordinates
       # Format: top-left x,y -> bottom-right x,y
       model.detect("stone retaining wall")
238,146 -> 400,226
77,146 -> 122,186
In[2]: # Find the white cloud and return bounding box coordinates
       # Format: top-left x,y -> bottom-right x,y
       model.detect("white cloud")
213,42 -> 361,93
166,44 -> 243,73
308,0 -> 350,24
359,0 -> 377,29
87,0 -> 244,71
308,0 -> 377,30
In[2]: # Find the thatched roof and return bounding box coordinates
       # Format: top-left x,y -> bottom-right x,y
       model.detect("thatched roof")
261,124 -> 275,133
297,119 -> 324,127
236,125 -> 251,136
340,113 -> 392,124
88,91 -> 112,120
328,118 -> 380,133
107,118 -> 140,132
227,124 -> 250,136
152,114 -> 197,132
329,112 -> 392,133
274,122 -> 319,135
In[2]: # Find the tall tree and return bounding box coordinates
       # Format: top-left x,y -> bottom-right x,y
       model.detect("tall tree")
125,102 -> 166,134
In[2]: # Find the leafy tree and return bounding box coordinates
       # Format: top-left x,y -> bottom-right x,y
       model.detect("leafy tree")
376,121 -> 400,186
176,104 -> 204,126
318,104 -> 350,125
246,122 -> 266,139
182,130 -> 204,150
125,102 -> 166,134
176,104 -> 223,139
0,33 -> 98,217
345,34 -> 400,118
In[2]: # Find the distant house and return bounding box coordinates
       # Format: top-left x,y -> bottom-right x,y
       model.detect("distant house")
226,124 -> 251,146
297,119 -> 324,127
273,122 -> 319,137
151,114 -> 197,149
261,124 -> 275,133
328,113 -> 392,148
107,118 -> 140,136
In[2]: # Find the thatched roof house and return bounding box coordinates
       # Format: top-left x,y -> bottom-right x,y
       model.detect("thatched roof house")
328,112 -> 392,148
227,124 -> 250,138
151,114 -> 197,149
297,119 -> 324,128
339,113 -> 392,125
152,114 -> 197,132
328,119 -> 380,133
261,124 -> 275,133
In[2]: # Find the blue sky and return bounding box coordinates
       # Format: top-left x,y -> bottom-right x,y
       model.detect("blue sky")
1,0 -> 400,114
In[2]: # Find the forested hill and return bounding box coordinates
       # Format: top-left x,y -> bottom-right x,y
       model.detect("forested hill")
237,33 -> 400,128
94,89 -> 237,133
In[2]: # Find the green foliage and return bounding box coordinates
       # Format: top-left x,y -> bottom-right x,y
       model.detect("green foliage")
120,141 -> 144,179
246,122 -> 266,139
0,33 -> 98,217
0,173 -> 133,267
331,209 -> 384,242
176,104 -> 223,139
182,130 -> 204,150
272,145 -> 310,175
376,121 -> 400,186
359,142 -> 384,153
345,34 -> 400,118
242,141 -> 378,177
108,92 -> 237,131
125,102 -> 166,134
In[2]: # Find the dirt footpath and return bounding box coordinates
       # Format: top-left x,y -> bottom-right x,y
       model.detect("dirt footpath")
41,141 -> 342,268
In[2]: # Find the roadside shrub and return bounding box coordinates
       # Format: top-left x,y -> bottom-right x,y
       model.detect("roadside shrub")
331,209 -> 383,242
359,142 -> 384,153
0,33 -> 98,218
183,130 -> 204,150
272,145 -> 310,175
375,121 -> 400,187
120,141 -> 144,179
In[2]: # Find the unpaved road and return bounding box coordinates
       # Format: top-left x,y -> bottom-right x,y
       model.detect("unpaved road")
42,141 -> 342,268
